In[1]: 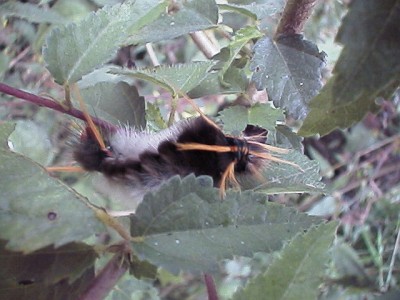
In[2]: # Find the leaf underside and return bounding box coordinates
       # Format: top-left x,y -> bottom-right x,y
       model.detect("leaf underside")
299,0 -> 400,136
80,81 -> 145,127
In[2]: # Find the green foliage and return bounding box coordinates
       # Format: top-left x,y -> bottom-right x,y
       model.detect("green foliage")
0,260 -> 94,300
0,124 -> 105,253
80,81 -> 145,127
112,61 -> 214,95
250,35 -> 326,120
240,149 -> 326,193
131,175 -> 322,274
218,103 -> 285,133
105,273 -> 159,300
1,0 -> 399,298
43,0 -> 167,84
299,0 -> 400,136
0,241 -> 97,285
127,0 -> 219,44
331,243 -> 373,288
218,26 -> 263,85
219,0 -> 286,20
232,222 -> 337,300
0,1 -> 67,24
189,65 -> 248,97
8,120 -> 55,166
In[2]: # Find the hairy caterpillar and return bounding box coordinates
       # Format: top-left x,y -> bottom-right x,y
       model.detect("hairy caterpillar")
72,114 -> 294,211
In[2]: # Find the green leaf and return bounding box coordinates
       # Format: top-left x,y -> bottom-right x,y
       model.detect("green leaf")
0,241 -> 97,286
130,175 -> 322,274
78,66 -> 133,88
188,66 -> 248,98
146,102 -> 167,131
274,125 -> 303,152
130,255 -> 157,279
0,1 -> 67,24
188,104 -> 323,194
105,272 -> 159,300
299,0 -> 400,136
127,0 -> 218,44
80,81 -> 145,128
43,0 -> 167,84
250,35 -> 326,120
219,0 -> 285,20
0,123 -> 105,253
331,243 -> 373,288
237,148 -> 326,194
298,78 -> 377,136
218,26 -> 263,84
111,62 -> 214,95
8,120 -> 55,166
51,0 -> 93,22
233,222 -> 337,300
219,106 -> 249,134
218,103 -> 285,134
0,263 -> 94,300
92,0 -> 122,7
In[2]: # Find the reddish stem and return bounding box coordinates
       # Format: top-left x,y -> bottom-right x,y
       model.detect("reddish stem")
275,0 -> 318,37
204,273 -> 219,300
77,253 -> 129,300
0,82 -> 116,131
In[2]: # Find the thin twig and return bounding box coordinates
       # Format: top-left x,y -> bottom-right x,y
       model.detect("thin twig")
320,135 -> 399,179
77,253 -> 129,300
337,163 -> 400,196
384,217 -> 400,291
146,43 -> 160,66
275,0 -> 318,37
190,31 -> 220,59
204,273 -> 219,300
0,82 -> 116,132
8,46 -> 31,69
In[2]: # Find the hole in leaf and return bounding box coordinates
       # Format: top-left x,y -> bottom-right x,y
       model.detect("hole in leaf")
47,211 -> 57,220
18,279 -> 35,285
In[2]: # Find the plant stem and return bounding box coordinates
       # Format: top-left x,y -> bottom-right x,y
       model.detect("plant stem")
204,273 -> 219,300
384,217 -> 400,291
146,43 -> 160,66
275,0 -> 318,37
0,82 -> 116,131
190,31 -> 219,59
77,253 -> 129,300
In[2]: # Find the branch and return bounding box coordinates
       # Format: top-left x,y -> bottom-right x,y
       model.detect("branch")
275,0 -> 318,38
0,82 -> 116,131
77,253 -> 129,300
204,273 -> 219,300
190,31 -> 219,59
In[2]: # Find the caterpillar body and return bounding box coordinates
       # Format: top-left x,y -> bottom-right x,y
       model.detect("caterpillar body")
72,115 -> 288,210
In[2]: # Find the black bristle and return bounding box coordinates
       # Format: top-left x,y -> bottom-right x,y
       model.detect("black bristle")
73,129 -> 109,172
